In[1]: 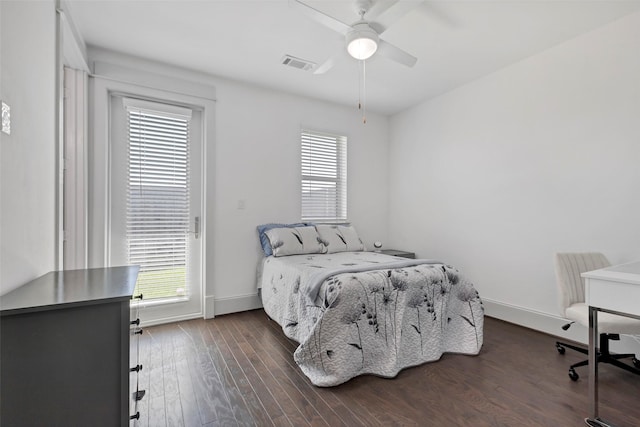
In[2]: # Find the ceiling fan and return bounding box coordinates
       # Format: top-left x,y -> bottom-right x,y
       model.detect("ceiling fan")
290,0 -> 423,74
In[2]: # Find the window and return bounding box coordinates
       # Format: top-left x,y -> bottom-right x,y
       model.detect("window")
301,129 -> 347,222
125,99 -> 192,301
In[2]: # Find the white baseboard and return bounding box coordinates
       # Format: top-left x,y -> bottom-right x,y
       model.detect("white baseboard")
483,298 -> 640,355
138,293 -> 261,325
213,292 -> 263,316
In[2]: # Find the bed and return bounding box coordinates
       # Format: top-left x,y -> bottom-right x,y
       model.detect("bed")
257,224 -> 484,387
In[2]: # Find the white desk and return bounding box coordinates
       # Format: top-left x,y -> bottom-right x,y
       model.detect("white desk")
582,261 -> 640,427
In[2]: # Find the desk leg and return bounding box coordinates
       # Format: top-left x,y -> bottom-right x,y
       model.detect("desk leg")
589,306 -> 598,418
585,306 -> 627,427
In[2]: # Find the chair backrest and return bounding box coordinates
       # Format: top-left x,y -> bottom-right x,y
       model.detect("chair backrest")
554,252 -> 610,315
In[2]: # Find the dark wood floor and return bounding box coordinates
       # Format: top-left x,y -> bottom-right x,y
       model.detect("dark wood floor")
131,310 -> 640,427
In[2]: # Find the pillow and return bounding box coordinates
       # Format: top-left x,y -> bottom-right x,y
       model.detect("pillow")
316,224 -> 365,253
257,223 -> 309,256
265,226 -> 326,257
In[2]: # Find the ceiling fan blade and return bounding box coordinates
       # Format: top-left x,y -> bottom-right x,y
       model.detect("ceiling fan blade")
373,0 -> 425,34
313,56 -> 337,75
314,50 -> 349,75
377,39 -> 417,67
289,0 -> 352,35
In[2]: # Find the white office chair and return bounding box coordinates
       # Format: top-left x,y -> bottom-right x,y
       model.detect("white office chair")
554,252 -> 640,381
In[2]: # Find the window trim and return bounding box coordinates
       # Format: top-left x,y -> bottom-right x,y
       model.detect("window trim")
300,129 -> 347,223
89,72 -> 215,321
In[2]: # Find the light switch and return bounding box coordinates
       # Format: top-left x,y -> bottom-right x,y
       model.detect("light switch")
1,102 -> 10,135
237,199 -> 246,210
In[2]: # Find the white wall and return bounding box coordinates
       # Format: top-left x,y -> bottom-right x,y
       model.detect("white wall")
86,49 -> 390,317
388,12 -> 640,337
212,78 -> 390,314
0,0 -> 57,294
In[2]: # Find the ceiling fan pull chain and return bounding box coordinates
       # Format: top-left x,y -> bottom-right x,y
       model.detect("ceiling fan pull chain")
358,59 -> 362,110
362,60 -> 367,124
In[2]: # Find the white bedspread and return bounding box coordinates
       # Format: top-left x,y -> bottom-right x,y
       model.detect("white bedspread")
260,252 -> 484,386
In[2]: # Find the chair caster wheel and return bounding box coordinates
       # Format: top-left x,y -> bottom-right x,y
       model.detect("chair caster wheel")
633,357 -> 640,369
556,343 -> 566,355
569,368 -> 579,381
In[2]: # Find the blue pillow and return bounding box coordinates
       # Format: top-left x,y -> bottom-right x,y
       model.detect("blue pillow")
257,223 -> 310,256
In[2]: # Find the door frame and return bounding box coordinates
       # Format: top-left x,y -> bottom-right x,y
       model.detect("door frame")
110,93 -> 203,323
89,73 -> 215,325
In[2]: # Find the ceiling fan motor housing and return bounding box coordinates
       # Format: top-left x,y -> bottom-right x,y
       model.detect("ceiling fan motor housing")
353,0 -> 374,15
346,22 -> 379,60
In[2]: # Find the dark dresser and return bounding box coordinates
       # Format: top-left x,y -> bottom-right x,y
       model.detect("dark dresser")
0,266 -> 142,426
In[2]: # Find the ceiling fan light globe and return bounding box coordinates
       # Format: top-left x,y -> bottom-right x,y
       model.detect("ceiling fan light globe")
347,38 -> 378,60
346,24 -> 379,60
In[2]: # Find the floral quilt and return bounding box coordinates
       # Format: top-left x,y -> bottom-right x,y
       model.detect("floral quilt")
259,252 -> 484,387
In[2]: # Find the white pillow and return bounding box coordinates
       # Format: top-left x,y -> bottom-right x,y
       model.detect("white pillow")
265,226 -> 326,257
316,224 -> 365,253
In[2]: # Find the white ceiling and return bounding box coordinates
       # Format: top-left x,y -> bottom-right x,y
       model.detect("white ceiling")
66,0 -> 640,115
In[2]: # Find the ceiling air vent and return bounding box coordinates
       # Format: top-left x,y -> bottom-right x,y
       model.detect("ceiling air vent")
281,55 -> 316,72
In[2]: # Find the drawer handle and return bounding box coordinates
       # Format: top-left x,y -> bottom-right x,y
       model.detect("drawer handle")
132,294 -> 143,300
130,318 -> 140,326
130,412 -> 140,420
133,329 -> 143,335
130,364 -> 143,373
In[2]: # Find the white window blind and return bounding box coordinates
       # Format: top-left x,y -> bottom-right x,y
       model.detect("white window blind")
301,129 -> 347,222
125,99 -> 192,301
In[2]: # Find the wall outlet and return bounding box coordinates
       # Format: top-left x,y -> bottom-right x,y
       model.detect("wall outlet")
2,102 -> 10,135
